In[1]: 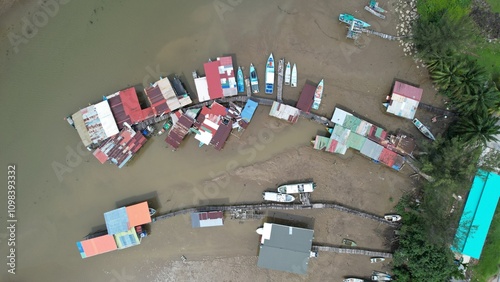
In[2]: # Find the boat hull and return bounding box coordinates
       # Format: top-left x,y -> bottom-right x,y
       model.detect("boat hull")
284,62 -> 291,85
262,192 -> 295,203
237,67 -> 245,93
412,118 -> 436,141
277,182 -> 315,194
312,79 -> 324,110
249,64 -> 259,93
291,64 -> 297,87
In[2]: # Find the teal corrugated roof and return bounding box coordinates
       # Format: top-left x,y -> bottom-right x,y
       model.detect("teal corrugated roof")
343,115 -> 361,132
452,170 -> 500,259
346,132 -> 367,150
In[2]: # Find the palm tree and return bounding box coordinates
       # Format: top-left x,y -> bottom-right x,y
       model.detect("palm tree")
430,59 -> 466,93
450,61 -> 488,99
424,50 -> 458,73
453,85 -> 500,116
450,114 -> 500,145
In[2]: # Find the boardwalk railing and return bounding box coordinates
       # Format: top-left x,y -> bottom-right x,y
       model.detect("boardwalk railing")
312,245 -> 393,258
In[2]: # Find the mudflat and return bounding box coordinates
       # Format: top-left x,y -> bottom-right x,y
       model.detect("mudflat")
0,0 -> 440,281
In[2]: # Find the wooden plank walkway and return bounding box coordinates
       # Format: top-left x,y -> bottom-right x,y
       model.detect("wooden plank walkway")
359,28 -> 403,41
418,102 -> 456,117
151,202 -> 399,227
312,245 -> 393,258
277,58 -> 284,103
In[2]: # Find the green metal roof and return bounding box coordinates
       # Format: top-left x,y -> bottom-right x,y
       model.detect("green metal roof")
452,170 -> 500,259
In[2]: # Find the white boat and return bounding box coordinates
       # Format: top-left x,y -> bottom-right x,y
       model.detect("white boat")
384,214 -> 402,222
372,271 -> 392,281
370,257 -> 386,263
344,279 -> 365,282
265,53 -> 275,94
291,63 -> 297,87
256,227 -> 264,235
284,62 -> 291,85
277,182 -> 316,194
262,192 -> 295,203
413,118 -> 436,141
311,79 -> 324,110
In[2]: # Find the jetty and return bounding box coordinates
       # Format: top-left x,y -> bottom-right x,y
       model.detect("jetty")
312,245 -> 393,258
277,58 -> 284,102
151,202 -> 400,227
358,28 -> 403,41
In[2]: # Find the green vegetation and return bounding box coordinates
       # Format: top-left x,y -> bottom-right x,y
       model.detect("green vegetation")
485,0 -> 500,13
472,205 -> 500,282
391,0 -> 500,280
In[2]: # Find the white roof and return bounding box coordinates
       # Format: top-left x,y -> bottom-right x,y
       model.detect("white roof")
194,77 -> 210,102
260,223 -> 273,244
195,130 -> 213,145
94,100 -> 119,139
157,77 -> 176,100
386,93 -> 419,119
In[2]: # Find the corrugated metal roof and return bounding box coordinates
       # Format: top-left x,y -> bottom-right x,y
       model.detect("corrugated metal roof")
330,108 -> 351,125
77,235 -> 117,258
452,170 -> 500,259
93,128 -> 147,168
392,81 -> 423,101
104,207 -> 129,235
296,83 -> 316,112
386,93 -> 420,119
194,77 -> 210,102
125,202 -> 151,228
241,99 -> 258,122
165,114 -> 195,149
346,132 -> 367,150
114,227 -> 140,249
204,61 -> 224,99
343,115 -> 362,132
191,211 -> 224,228
378,148 -> 405,170
269,101 -> 300,123
257,223 -> 314,275
359,139 -> 383,160
210,119 -> 233,150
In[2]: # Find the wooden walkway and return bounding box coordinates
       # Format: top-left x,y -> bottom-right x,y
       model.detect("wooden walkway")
312,245 -> 393,258
277,59 -> 284,103
151,202 -> 400,227
359,28 -> 404,41
418,102 -> 456,117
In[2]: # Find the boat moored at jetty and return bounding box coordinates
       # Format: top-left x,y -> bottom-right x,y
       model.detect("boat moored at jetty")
344,279 -> 365,282
237,66 -> 245,93
265,53 -> 275,94
412,118 -> 436,141
277,182 -> 316,194
291,63 -> 297,87
262,192 -> 295,203
311,79 -> 324,110
284,62 -> 291,85
384,214 -> 401,222
339,13 -> 371,28
249,63 -> 259,93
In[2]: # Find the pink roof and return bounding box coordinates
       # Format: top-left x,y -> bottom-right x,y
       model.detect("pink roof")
80,235 -> 117,257
392,81 -> 423,101
125,201 -> 151,228
93,149 -> 109,164
296,84 -> 316,112
120,88 -> 144,123
204,61 -> 223,99
210,102 -> 227,116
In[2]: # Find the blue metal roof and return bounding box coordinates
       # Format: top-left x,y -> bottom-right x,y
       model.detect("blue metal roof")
241,99 -> 258,122
104,207 -> 129,235
452,170 -> 500,259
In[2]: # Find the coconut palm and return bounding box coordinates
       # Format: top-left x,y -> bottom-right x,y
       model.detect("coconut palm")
450,61 -> 488,99
453,85 -> 500,117
430,59 -> 466,93
450,114 -> 500,145
424,50 -> 458,73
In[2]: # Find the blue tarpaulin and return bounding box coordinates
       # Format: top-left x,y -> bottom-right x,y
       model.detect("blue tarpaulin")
241,99 -> 258,123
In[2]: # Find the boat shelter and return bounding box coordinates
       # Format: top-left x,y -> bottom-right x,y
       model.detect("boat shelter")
93,126 -> 147,168
257,223 -> 314,275
71,100 -> 120,147
269,101 -> 300,123
296,83 -> 316,112
144,77 -> 192,116
191,211 -> 224,228
386,81 -> 423,120
106,87 -> 154,130
452,170 -> 500,259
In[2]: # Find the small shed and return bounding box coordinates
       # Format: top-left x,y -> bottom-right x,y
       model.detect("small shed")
296,83 -> 316,112
257,223 -> 314,275
191,211 -> 224,228
269,101 -> 300,123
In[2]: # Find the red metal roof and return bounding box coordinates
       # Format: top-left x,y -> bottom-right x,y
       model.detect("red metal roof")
296,83 -> 316,112
392,81 -> 423,101
210,119 -> 233,150
93,129 -> 147,168
165,114 -> 195,149
210,102 -> 227,116
198,211 -> 223,220
378,148 -> 405,170
145,86 -> 170,115
204,61 -> 223,99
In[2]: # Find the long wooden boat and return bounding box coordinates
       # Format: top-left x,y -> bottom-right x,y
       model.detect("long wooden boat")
344,279 -> 365,282
412,118 -> 436,141
369,0 -> 386,13
284,62 -> 291,85
291,63 -> 297,87
237,66 -> 245,93
249,63 -> 259,93
364,6 -> 386,19
262,192 -> 295,203
342,238 -> 357,246
277,182 -> 316,194
370,257 -> 386,263
339,13 -> 371,28
312,79 -> 324,110
265,53 -> 275,94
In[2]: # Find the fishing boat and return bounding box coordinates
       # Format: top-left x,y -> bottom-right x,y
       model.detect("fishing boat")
265,53 -> 275,94
65,116 -> 75,128
249,63 -> 259,93
342,238 -> 357,247
277,182 -> 316,194
372,271 -> 392,281
364,5 -> 386,19
369,0 -> 386,13
284,62 -> 291,85
384,214 -> 402,222
237,66 -> 245,93
311,79 -> 324,110
412,118 -> 436,141
256,227 -> 264,235
344,279 -> 365,282
339,13 -> 371,28
370,257 -> 386,263
291,63 -> 297,87
262,192 -> 295,203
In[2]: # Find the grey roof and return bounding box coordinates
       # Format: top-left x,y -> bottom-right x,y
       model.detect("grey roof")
257,224 -> 314,275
